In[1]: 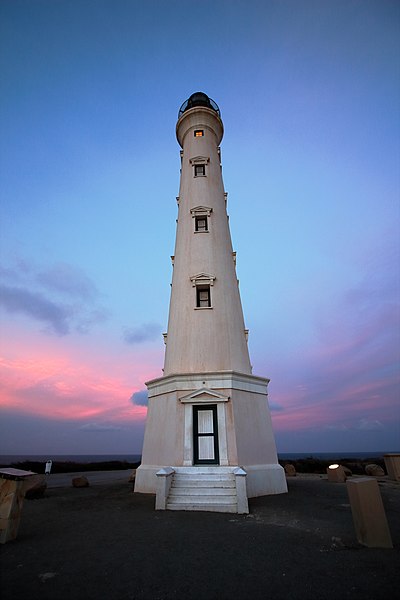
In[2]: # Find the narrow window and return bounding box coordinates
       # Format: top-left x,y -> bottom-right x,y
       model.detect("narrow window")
194,130 -> 204,137
194,164 -> 205,177
196,286 -> 211,308
195,216 -> 208,232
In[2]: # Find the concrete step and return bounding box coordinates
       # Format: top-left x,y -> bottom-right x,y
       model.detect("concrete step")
173,475 -> 235,483
165,470 -> 241,514
167,502 -> 238,513
171,479 -> 235,489
173,467 -> 236,474
167,494 -> 237,504
169,487 -> 235,496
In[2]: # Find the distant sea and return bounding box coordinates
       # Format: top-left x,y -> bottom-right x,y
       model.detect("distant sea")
0,451 -> 394,466
0,454 -> 142,465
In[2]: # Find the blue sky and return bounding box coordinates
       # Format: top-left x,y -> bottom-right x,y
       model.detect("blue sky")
0,0 -> 399,455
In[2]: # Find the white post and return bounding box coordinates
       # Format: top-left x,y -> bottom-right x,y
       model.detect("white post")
233,467 -> 249,514
155,467 -> 175,510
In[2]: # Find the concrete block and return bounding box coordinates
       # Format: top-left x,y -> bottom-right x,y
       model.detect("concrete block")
346,478 -> 393,548
384,454 -> 400,481
155,467 -> 174,510
233,467 -> 249,514
0,479 -> 25,544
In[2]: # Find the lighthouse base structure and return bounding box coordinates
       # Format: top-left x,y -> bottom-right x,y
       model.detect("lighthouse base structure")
134,372 -> 287,501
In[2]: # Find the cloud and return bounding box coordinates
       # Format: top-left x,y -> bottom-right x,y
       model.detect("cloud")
356,418 -> 384,431
123,323 -> 161,344
0,257 -> 108,335
0,410 -> 146,454
74,308 -> 109,334
78,422 -> 122,432
325,424 -> 350,431
269,402 -> 284,412
36,263 -> 99,301
0,331 -> 159,424
130,390 -> 148,406
0,284 -> 72,335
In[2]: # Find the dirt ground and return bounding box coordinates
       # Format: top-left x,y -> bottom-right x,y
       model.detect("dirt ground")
1,474 -> 398,600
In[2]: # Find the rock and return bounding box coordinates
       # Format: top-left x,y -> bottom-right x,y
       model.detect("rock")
128,469 -> 136,483
284,464 -> 296,477
343,466 -> 352,477
365,464 -> 385,477
72,476 -> 89,488
23,475 -> 47,499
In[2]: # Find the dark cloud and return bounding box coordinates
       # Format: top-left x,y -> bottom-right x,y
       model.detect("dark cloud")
130,390 -> 148,406
36,263 -> 98,301
75,308 -> 109,334
269,402 -> 284,412
123,323 -> 161,344
0,284 -> 71,335
0,257 -> 108,335
0,410 -> 145,455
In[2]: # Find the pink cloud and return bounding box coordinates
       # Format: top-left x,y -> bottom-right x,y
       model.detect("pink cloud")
0,324 -> 162,425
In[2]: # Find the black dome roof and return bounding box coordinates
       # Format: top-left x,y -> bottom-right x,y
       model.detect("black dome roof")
178,92 -> 220,118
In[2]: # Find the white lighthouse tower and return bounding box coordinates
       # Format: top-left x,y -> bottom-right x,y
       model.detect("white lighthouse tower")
135,93 -> 287,512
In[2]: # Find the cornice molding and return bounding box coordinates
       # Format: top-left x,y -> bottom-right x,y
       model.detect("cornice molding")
190,273 -> 216,287
146,371 -> 270,397
189,155 -> 210,165
190,206 -> 213,218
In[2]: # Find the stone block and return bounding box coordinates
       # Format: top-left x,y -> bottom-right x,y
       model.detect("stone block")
0,479 -> 25,543
346,478 -> 392,548
383,454 -> 400,481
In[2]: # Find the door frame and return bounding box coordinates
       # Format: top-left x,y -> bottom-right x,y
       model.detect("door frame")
179,387 -> 229,467
193,404 -> 220,465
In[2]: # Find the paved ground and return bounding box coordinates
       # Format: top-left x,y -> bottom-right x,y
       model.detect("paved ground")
1,474 -> 398,600
45,469 -> 133,488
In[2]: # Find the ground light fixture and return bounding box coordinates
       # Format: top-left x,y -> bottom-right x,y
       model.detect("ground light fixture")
327,463 -> 346,483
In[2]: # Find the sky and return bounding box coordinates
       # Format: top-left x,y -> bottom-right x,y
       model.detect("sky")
0,0 -> 399,456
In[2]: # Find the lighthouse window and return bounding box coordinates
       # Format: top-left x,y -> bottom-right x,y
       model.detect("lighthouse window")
195,216 -> 208,232
196,286 -> 211,308
194,130 -> 204,137
194,164 -> 206,177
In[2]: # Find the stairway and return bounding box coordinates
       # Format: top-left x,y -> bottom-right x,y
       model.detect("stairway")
166,467 -> 244,513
